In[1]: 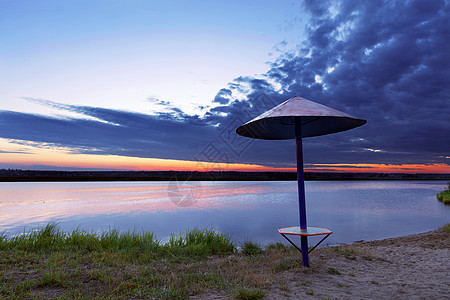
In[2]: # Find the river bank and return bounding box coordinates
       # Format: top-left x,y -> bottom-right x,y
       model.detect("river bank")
0,224 -> 448,299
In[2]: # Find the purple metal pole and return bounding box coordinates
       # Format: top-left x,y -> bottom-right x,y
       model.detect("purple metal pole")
295,120 -> 309,267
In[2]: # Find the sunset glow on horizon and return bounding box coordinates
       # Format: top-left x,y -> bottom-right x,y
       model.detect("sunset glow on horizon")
304,163 -> 450,174
1,139 -> 448,174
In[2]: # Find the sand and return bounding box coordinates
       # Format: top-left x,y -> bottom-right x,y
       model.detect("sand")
266,227 -> 449,299
202,227 -> 449,299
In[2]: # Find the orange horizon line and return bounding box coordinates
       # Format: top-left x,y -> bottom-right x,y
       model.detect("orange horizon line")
4,165 -> 450,174
1,138 -> 448,174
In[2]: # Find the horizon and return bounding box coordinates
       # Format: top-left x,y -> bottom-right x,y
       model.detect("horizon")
2,167 -> 449,175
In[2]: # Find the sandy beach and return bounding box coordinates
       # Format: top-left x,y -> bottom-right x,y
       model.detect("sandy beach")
269,228 -> 449,299
200,226 -> 449,299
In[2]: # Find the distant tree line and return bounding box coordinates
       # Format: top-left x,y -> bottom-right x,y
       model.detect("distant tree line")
0,169 -> 448,182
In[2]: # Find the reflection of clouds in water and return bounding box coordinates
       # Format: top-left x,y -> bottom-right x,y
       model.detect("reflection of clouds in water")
307,182 -> 447,218
168,178 -> 202,207
306,181 -> 448,192
0,181 -> 448,244
0,181 -> 296,230
0,183 -> 170,207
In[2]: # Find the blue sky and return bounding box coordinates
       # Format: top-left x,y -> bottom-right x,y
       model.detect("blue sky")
1,0 -> 305,115
0,0 -> 449,173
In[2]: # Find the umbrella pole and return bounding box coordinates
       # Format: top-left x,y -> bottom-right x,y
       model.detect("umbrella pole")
295,120 -> 309,267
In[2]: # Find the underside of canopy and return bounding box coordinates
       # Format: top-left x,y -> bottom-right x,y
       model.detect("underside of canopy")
236,96 -> 366,140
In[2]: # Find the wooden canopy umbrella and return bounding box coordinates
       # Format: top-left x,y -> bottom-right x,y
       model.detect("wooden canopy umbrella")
236,96 -> 366,266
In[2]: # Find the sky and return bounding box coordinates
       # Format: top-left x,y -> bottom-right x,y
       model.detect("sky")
0,0 -> 449,173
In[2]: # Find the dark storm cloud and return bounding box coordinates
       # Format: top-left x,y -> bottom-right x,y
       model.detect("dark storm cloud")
145,97 -> 189,119
0,104 -> 216,161
212,88 -> 233,105
253,0 -> 450,165
1,0 -> 449,168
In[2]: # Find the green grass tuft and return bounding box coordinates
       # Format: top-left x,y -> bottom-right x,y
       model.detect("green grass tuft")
265,242 -> 288,250
437,189 -> 450,204
241,240 -> 262,256
167,227 -> 235,258
38,270 -> 66,287
233,286 -> 266,299
443,224 -> 450,233
273,258 -> 295,273
0,224 -> 233,259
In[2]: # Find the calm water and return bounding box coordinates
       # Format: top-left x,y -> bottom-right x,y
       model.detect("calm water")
0,180 -> 448,245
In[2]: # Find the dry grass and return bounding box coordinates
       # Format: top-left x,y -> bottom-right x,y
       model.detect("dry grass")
0,224 -> 448,299
0,224 -> 306,299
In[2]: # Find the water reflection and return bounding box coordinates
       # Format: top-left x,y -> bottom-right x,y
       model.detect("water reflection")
0,181 -> 448,245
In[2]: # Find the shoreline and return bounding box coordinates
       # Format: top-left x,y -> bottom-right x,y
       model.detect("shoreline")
0,224 -> 448,298
258,226 -> 449,299
1,169 -> 449,182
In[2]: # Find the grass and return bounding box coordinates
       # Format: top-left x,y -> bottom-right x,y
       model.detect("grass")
436,182 -> 450,204
437,190 -> 450,204
0,223 -> 240,299
332,246 -> 356,260
233,286 -> 266,299
241,240 -> 263,256
443,224 -> 450,233
0,223 -> 234,259
4,222 -> 444,298
0,223 -> 308,299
